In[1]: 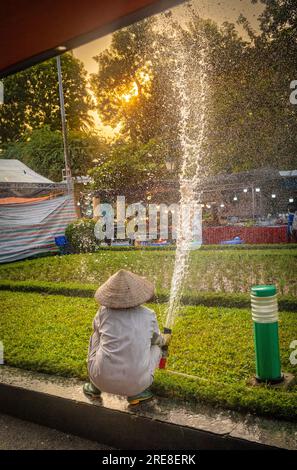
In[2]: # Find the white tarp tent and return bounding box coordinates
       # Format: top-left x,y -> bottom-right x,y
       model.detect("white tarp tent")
0,159 -> 54,184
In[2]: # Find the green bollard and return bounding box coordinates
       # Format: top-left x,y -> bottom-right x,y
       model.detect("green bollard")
251,285 -> 283,383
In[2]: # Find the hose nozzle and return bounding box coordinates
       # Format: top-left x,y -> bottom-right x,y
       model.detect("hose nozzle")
159,327 -> 172,369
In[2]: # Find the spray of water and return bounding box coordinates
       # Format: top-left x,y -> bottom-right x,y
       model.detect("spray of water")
165,27 -> 210,329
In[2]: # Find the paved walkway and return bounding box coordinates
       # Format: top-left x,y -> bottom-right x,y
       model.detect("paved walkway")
0,413 -> 113,450
1,366 -> 296,450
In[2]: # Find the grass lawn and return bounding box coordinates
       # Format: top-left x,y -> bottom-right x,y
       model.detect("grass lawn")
1,289 -> 296,420
1,248 -> 297,295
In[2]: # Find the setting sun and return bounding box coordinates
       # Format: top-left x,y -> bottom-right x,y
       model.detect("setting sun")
121,81 -> 139,102
119,62 -> 152,104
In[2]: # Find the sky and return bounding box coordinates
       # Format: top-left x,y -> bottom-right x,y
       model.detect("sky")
73,0 -> 264,135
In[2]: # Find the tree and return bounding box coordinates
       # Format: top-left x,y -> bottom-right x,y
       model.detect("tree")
2,126 -> 106,182
90,11 -> 261,176
89,139 -> 168,198
91,16 -> 182,173
91,18 -> 157,142
252,0 -> 297,39
91,4 -> 297,179
226,1 -> 297,172
181,8 -> 297,173
0,54 -> 93,144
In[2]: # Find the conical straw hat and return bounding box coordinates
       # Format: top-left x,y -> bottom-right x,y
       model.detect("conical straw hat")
95,269 -> 155,309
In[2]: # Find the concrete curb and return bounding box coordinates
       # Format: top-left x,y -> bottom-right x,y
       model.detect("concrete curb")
0,366 -> 296,450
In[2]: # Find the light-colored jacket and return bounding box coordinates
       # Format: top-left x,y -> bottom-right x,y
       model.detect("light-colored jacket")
88,305 -> 162,396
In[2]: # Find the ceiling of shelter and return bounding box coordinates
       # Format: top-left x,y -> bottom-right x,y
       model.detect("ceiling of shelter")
1,0 -> 183,78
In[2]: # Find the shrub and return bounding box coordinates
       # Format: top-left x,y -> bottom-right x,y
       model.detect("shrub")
65,218 -> 98,253
0,280 -> 297,311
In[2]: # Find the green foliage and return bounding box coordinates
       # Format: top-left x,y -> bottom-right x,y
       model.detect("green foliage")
91,16 -> 182,174
254,0 -> 297,39
229,0 -> 297,172
1,249 -> 297,295
1,279 -> 297,311
89,139 -> 167,194
2,4 -> 297,182
91,7 -> 297,174
65,219 -> 98,253
154,305 -> 297,420
0,291 -> 95,378
0,53 -> 93,143
91,19 -> 173,141
1,126 -> 105,182
0,280 -> 96,298
58,243 -> 297,251
0,290 -> 296,420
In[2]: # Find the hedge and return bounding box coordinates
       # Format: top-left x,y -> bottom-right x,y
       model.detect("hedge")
1,279 -> 296,311
93,243 -> 297,251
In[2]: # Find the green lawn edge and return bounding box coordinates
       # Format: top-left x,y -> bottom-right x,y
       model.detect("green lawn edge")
153,370 -> 297,421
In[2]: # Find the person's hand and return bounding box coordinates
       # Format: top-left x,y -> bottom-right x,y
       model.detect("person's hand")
162,333 -> 172,347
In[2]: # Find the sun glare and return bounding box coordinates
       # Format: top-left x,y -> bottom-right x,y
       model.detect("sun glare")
119,62 -> 152,104
122,81 -> 139,102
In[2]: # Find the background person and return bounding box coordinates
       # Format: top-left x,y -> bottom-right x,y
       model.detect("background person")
287,207 -> 295,242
